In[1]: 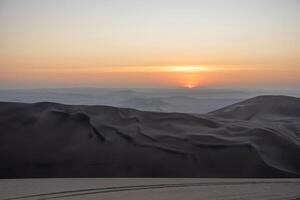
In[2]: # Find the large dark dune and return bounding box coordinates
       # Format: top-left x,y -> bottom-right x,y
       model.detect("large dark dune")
0,95 -> 300,178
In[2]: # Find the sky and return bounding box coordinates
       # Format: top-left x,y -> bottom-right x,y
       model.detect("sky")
0,0 -> 300,89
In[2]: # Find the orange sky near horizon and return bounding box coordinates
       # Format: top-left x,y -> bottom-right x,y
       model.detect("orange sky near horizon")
1,65 -> 299,88
0,0 -> 300,89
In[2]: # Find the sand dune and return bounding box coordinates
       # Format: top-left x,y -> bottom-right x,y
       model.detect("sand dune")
0,95 -> 300,178
209,95 -> 300,120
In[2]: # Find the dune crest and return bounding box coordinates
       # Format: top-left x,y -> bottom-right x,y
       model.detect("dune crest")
209,95 -> 300,120
0,95 -> 300,178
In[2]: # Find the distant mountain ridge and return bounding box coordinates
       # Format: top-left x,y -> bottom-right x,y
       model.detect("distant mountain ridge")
4,88 -> 299,113
0,95 -> 300,178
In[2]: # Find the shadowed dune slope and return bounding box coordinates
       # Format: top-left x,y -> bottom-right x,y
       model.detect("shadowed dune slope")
0,95 -> 300,178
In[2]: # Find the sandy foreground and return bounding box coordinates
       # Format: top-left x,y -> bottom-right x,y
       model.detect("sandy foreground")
1,178 -> 300,200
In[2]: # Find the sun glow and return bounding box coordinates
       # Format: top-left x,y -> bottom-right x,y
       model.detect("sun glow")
168,71 -> 203,89
168,66 -> 210,72
184,84 -> 196,89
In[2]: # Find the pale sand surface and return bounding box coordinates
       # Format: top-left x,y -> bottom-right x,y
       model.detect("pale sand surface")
1,178 -> 300,200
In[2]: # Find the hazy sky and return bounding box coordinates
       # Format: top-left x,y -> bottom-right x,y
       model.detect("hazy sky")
0,0 -> 299,88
